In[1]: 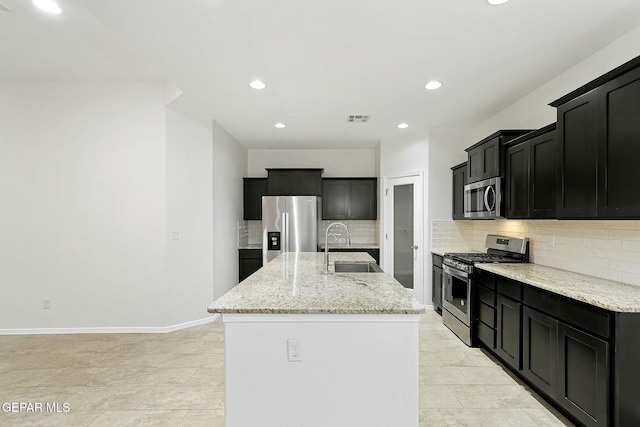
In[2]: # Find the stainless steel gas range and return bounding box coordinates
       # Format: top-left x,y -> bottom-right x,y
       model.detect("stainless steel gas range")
442,235 -> 529,346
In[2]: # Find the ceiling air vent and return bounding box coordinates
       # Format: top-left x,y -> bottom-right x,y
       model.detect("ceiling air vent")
347,115 -> 370,123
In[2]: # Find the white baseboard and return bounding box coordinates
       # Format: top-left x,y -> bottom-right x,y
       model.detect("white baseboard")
0,314 -> 220,335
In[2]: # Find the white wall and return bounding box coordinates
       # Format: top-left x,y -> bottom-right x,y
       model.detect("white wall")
165,109 -> 215,325
379,132 -> 429,303
212,122 -> 247,299
472,25 -> 640,140
0,82 -> 168,330
247,149 -> 377,177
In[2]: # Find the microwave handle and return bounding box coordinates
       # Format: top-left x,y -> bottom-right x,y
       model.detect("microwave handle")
484,185 -> 495,211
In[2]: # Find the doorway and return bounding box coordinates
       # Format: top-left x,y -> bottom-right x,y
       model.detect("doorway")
384,172 -> 424,301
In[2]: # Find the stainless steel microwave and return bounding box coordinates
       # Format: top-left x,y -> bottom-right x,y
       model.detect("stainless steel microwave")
464,177 -> 502,219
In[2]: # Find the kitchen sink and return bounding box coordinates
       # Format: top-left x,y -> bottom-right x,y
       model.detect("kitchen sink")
333,262 -> 383,273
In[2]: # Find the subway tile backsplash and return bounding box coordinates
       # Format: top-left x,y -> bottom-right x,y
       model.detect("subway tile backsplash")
432,219 -> 640,287
238,220 -> 379,246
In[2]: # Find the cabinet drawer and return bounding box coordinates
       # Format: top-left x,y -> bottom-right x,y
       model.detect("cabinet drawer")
478,302 -> 496,328
524,286 -> 559,317
497,276 -> 522,301
476,271 -> 496,290
476,322 -> 496,349
558,297 -> 611,339
477,285 -> 496,307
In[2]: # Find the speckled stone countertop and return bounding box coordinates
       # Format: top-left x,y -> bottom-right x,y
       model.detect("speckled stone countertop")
238,244 -> 262,250
208,252 -> 425,315
476,263 -> 640,313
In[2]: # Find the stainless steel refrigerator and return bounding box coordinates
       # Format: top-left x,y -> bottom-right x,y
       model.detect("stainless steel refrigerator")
262,196 -> 321,265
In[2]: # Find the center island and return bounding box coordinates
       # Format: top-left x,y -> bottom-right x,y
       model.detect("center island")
208,251 -> 425,427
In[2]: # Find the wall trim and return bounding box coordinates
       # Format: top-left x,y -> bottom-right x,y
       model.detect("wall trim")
0,315 -> 220,336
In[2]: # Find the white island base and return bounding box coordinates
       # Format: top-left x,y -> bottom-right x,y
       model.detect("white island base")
223,313 -> 421,427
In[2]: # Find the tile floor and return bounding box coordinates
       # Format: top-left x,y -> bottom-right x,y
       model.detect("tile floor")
0,311 -> 573,426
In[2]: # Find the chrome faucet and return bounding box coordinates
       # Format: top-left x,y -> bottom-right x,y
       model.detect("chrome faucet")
324,222 -> 351,273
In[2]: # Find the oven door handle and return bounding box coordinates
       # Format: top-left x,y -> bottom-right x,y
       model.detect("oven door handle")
443,265 -> 468,279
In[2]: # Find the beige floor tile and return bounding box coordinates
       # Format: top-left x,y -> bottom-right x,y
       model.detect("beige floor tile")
0,411 -> 103,427
178,410 -> 225,427
65,387 -> 154,411
419,366 -> 469,385
523,408 -> 575,426
439,408 -> 538,426
0,368 -> 61,388
448,384 -> 547,409
157,353 -> 221,369
137,386 -> 223,410
458,366 -> 517,385
88,409 -> 188,427
419,385 -> 462,409
419,409 -> 447,426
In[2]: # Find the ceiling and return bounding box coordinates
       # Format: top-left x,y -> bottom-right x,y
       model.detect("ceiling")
3,0 -> 640,149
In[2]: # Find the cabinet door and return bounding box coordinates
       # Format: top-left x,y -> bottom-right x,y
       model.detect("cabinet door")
496,294 -> 522,370
556,90 -> 598,218
597,66 -> 640,217
558,323 -> 609,427
239,249 -> 263,282
349,179 -> 377,220
506,143 -> 529,218
243,178 -> 267,220
432,265 -> 443,310
530,132 -> 556,218
481,137 -> 501,180
293,170 -> 322,195
451,164 -> 467,220
522,307 -> 558,399
322,180 -> 349,220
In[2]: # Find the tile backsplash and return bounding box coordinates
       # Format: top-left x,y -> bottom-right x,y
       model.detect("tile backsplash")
238,220 -> 379,247
432,219 -> 640,286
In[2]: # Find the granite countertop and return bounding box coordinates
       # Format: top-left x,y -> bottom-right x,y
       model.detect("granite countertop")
208,252 -> 425,315
319,243 -> 379,250
476,263 -> 640,313
239,244 -> 262,250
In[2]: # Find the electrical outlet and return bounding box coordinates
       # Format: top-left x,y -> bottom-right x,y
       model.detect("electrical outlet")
171,230 -> 180,240
42,298 -> 50,310
287,339 -> 302,362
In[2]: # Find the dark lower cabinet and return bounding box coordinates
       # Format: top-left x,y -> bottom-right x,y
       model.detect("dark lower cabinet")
558,323 -> 609,427
239,249 -> 262,282
496,294 -> 522,370
523,307 -> 558,400
431,254 -> 443,312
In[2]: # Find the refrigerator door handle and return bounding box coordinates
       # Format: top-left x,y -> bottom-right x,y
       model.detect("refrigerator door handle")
283,212 -> 289,253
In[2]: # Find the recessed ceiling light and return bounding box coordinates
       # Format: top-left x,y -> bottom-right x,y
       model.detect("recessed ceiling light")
425,81 -> 442,90
32,0 -> 62,14
487,0 -> 510,5
274,123 -> 286,129
249,80 -> 266,90
397,123 -> 409,129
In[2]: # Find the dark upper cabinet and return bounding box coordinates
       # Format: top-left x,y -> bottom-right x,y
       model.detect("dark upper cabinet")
322,178 -> 377,220
551,55 -> 640,218
555,91 -> 599,218
266,169 -> 323,196
451,162 -> 467,220
243,178 -> 267,220
505,124 -> 556,219
465,130 -> 533,184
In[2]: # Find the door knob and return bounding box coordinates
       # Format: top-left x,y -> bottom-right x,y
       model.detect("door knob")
411,245 -> 419,249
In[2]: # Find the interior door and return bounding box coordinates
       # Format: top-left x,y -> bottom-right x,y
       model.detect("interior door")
384,174 -> 424,300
